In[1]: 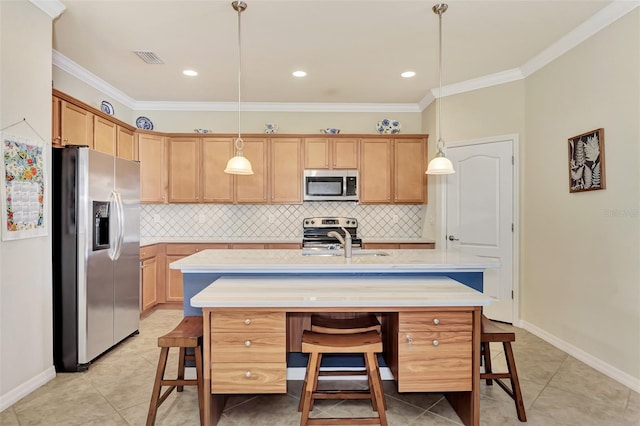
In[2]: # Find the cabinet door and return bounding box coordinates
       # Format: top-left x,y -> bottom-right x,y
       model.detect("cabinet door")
271,138 -> 302,204
166,254 -> 185,302
61,101 -> 93,147
202,137 -> 234,203
93,116 -> 117,155
236,138 -> 268,203
333,138 -> 359,169
394,138 -> 427,203
117,126 -> 135,160
141,258 -> 157,312
169,137 -> 200,203
138,133 -> 168,203
359,138 -> 392,203
52,96 -> 62,146
304,138 -> 330,169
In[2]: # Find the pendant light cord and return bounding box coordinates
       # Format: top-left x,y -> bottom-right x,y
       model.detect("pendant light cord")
436,4 -> 445,153
235,2 -> 246,152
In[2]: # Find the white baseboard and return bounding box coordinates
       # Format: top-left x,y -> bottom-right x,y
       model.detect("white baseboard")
520,320 -> 640,393
0,366 -> 56,412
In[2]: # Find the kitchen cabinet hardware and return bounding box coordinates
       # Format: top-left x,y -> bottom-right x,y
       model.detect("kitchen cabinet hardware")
433,318 -> 440,325
433,339 -> 440,346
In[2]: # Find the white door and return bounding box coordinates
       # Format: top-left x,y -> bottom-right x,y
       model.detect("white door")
445,138 -> 515,323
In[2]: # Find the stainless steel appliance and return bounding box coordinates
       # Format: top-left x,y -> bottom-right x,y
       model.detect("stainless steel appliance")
302,217 -> 362,249
303,170 -> 358,201
52,146 -> 140,372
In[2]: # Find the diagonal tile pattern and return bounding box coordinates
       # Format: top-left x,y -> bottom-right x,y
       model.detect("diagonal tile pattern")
1,309 -> 638,426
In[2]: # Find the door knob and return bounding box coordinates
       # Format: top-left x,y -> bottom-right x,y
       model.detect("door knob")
448,235 -> 459,241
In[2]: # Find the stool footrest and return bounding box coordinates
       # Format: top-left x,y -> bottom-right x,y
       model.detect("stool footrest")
307,418 -> 382,425
312,390 -> 373,400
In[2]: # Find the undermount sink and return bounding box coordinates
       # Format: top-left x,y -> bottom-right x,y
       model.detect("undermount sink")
302,248 -> 390,257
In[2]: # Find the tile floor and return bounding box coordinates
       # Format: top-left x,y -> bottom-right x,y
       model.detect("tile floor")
1,309 -> 638,426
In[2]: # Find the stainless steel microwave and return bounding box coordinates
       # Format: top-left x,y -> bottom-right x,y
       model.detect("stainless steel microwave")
303,169 -> 358,201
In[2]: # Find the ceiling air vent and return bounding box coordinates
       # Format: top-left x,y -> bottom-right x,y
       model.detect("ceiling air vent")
133,50 -> 164,64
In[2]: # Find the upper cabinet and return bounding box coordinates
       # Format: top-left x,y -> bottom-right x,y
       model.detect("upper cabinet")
202,137 -> 235,203
304,137 -> 358,169
235,137 -> 269,203
138,132 -> 168,203
168,137 -> 200,203
93,115 -> 117,155
271,138 -> 302,204
52,97 -> 94,148
359,136 -> 427,204
117,126 -> 135,161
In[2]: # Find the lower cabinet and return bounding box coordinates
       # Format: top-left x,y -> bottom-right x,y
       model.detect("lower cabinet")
397,311 -> 472,392
363,242 -> 435,249
210,311 -> 287,393
140,245 -> 158,314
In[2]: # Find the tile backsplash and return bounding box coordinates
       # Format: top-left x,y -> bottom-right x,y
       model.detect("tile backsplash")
141,203 -> 425,240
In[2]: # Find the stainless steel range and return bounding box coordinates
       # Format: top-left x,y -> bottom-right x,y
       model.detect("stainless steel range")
302,217 -> 362,249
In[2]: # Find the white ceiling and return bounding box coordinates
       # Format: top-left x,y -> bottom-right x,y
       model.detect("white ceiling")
50,0 -> 634,110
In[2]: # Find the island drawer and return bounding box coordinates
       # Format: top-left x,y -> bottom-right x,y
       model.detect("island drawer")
399,311 -> 472,332
211,332 -> 286,363
397,331 -> 472,392
211,362 -> 287,393
211,311 -> 285,332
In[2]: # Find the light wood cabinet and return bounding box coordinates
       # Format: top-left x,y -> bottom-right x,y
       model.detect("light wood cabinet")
210,311 -> 287,393
93,115 -> 117,155
59,100 -> 94,148
359,137 -> 427,204
168,137 -> 200,203
359,138 -> 393,203
304,137 -> 358,169
117,126 -> 135,160
270,138 -> 302,203
202,137 -> 234,202
140,245 -> 159,313
236,138 -> 268,203
397,311 -> 472,392
363,242 -> 435,249
138,133 -> 168,203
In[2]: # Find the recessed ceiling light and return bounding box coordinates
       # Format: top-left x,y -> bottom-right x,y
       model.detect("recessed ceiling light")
401,71 -> 416,78
183,69 -> 198,77
292,70 -> 307,78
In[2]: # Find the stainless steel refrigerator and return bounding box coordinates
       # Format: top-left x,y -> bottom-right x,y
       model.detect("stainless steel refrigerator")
52,146 -> 140,372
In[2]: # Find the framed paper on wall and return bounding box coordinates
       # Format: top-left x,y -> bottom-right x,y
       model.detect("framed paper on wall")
568,128 -> 605,193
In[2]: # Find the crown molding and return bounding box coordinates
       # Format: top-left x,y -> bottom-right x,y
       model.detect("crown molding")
29,0 -> 65,19
132,100 -> 421,113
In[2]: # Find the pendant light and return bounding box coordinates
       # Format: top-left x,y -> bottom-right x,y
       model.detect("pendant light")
225,1 -> 254,175
426,3 -> 455,175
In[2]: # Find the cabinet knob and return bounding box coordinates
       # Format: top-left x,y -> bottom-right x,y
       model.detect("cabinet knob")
433,318 -> 440,325
245,371 -> 252,378
244,319 -> 252,325
245,340 -> 252,347
432,340 -> 440,347
406,335 -> 413,345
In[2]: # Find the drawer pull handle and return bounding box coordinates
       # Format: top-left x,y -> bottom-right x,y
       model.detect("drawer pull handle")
433,318 -> 440,325
244,319 -> 252,325
245,371 -> 252,378
245,340 -> 252,347
433,339 -> 440,346
406,335 -> 413,345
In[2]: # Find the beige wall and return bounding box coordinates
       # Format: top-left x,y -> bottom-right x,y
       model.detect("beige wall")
0,0 -> 55,408
523,9 -> 639,380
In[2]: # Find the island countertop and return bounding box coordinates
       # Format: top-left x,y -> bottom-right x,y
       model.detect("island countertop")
169,249 -> 499,274
190,275 -> 493,308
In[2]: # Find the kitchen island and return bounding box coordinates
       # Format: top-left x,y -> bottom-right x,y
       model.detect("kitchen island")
191,275 -> 492,426
172,249 -> 498,426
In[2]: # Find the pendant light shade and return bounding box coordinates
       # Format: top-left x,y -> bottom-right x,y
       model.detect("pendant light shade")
426,3 -> 455,175
225,1 -> 253,175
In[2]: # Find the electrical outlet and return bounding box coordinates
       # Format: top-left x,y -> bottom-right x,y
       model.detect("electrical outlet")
198,213 -> 206,224
392,214 -> 399,224
153,214 -> 161,224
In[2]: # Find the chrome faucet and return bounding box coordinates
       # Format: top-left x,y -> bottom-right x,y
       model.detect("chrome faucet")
327,227 -> 352,258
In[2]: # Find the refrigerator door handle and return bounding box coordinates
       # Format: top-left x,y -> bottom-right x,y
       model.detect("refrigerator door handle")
108,191 -> 118,260
113,191 -> 125,260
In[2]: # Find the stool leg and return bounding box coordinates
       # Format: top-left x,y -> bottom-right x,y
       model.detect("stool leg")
484,341 -> 494,385
177,347 -> 186,392
504,342 -> 527,422
365,352 -> 388,426
147,347 -> 169,426
300,352 -> 320,426
363,352 -> 378,412
195,345 -> 205,426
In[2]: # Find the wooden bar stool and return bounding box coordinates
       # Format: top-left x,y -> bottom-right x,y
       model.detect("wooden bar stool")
299,330 -> 388,426
480,314 -> 527,422
146,316 -> 204,426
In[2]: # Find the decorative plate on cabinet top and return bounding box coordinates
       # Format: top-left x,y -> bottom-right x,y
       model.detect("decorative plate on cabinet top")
194,129 -> 212,133
136,116 -> 154,130
321,128 -> 340,134
100,101 -> 114,116
376,119 -> 401,134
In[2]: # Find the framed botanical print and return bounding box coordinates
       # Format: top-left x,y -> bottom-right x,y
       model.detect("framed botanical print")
568,128 -> 605,193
